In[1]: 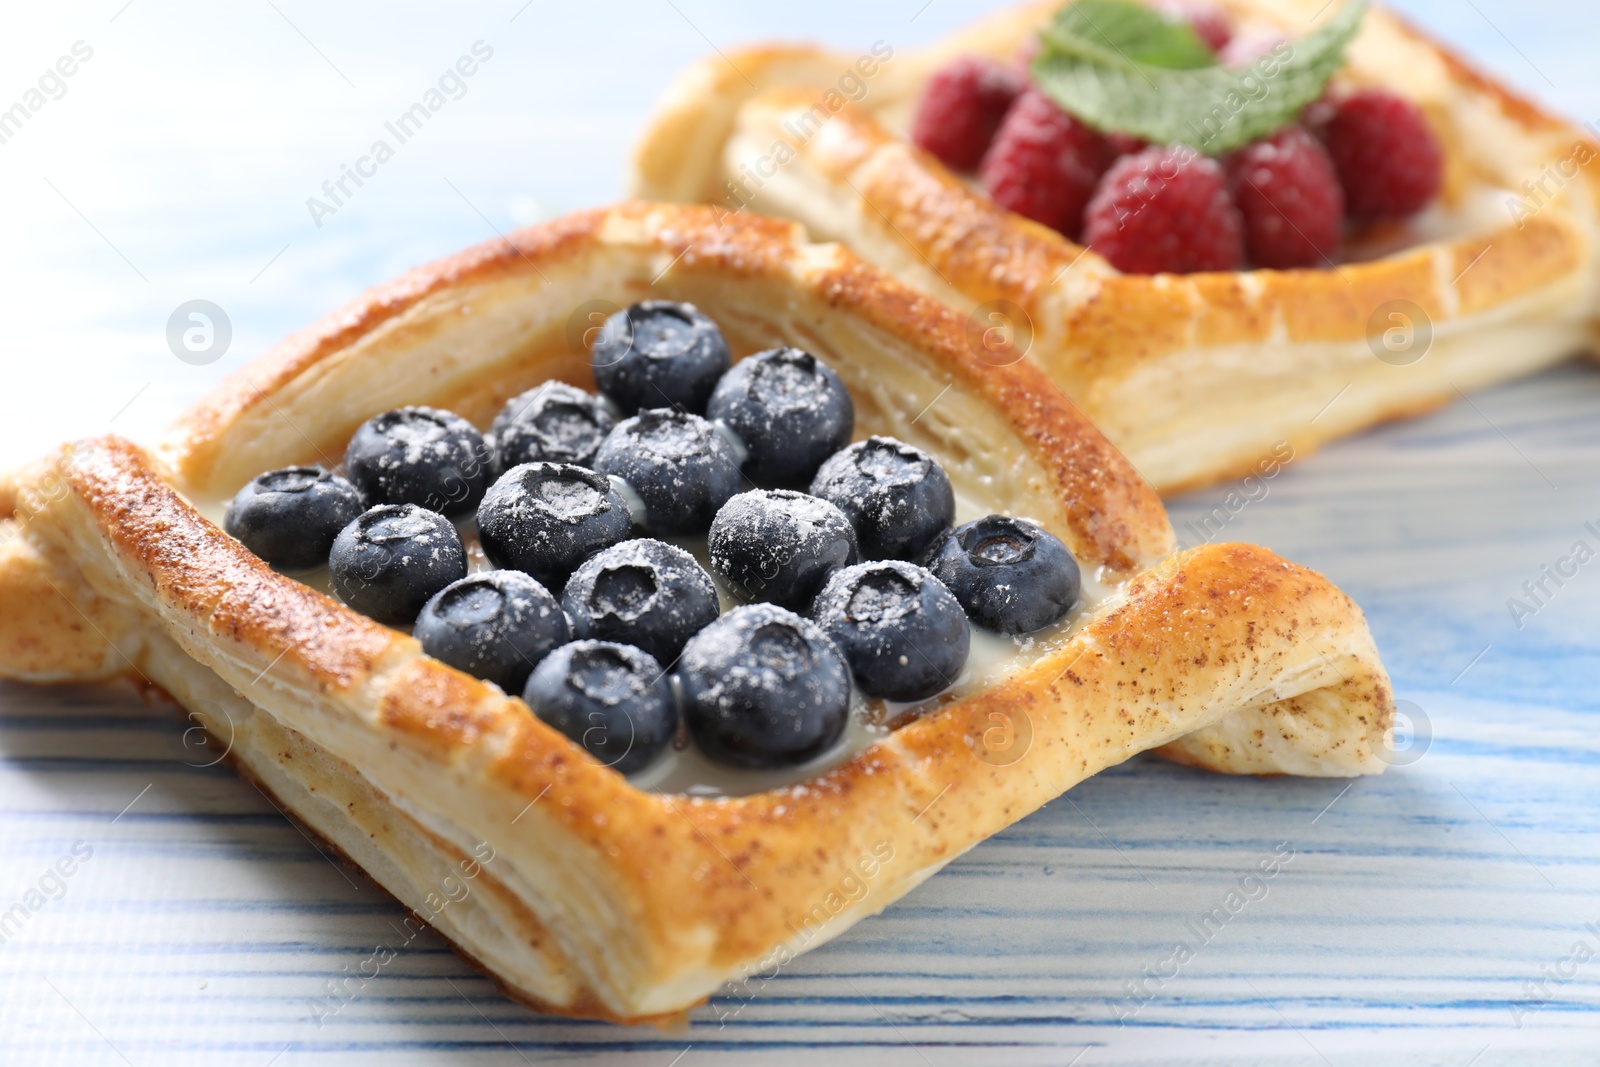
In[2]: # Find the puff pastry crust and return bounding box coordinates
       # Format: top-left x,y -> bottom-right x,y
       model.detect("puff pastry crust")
631,0 -> 1600,492
0,203 -> 1391,1022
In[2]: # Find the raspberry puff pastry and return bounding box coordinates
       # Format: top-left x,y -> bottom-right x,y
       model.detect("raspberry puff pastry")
0,204 -> 1391,1022
631,0 -> 1600,492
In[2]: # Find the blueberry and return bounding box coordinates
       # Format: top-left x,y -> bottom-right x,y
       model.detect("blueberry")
490,381 -> 615,474
561,538 -> 720,666
593,409 -> 741,535
812,561 -> 970,702
809,436 -> 955,561
476,463 -> 632,590
706,347 -> 854,486
708,490 -> 857,610
344,406 -> 492,517
223,466 -> 364,570
922,515 -> 1080,634
677,604 -> 851,769
329,504 -> 468,625
589,301 -> 731,414
523,640 -> 677,776
415,570 -> 569,693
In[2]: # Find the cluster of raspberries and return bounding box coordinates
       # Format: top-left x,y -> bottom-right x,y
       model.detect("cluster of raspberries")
909,2 -> 1443,274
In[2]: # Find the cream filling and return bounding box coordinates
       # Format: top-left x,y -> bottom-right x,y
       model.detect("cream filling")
1342,185 -> 1520,261
194,482 -> 1116,798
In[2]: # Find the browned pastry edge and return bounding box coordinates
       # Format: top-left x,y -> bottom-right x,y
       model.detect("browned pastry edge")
14,432 -> 1387,1019
212,731 -> 691,1027
161,203 -> 1168,574
741,95 -> 1587,380
2,202 -> 1392,1021
629,0 -> 1600,493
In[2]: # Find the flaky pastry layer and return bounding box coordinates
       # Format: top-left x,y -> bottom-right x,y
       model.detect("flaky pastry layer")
630,0 -> 1600,492
0,203 -> 1391,1021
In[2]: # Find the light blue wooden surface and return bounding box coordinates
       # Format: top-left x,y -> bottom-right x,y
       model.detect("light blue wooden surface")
2,1 -> 1598,1063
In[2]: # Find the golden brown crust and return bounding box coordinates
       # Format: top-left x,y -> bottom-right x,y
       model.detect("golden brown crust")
1,202 -> 1391,1021
809,254 -> 1167,570
0,532 -> 127,680
77,439 -> 407,692
164,212 -> 606,490
210,707 -> 681,1028
39,435 -> 1384,992
161,202 -> 1168,573
630,0 -> 1600,492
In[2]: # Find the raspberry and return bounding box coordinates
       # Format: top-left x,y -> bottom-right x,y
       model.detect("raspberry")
1013,36 -> 1042,72
1082,144 -> 1244,274
1105,132 -> 1149,158
911,56 -> 1025,172
1185,7 -> 1234,53
1321,89 -> 1443,221
979,89 -> 1109,237
1299,94 -> 1339,139
1227,125 -> 1344,269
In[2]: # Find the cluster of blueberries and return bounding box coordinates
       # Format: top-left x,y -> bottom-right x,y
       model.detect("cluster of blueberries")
223,301 -> 1082,774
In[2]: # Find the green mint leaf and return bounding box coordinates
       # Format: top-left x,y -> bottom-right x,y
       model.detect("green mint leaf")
1052,0 -> 1218,71
1031,0 -> 1366,154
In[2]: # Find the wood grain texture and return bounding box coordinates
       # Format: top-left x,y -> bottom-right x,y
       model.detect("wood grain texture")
1,352 -> 1595,1067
